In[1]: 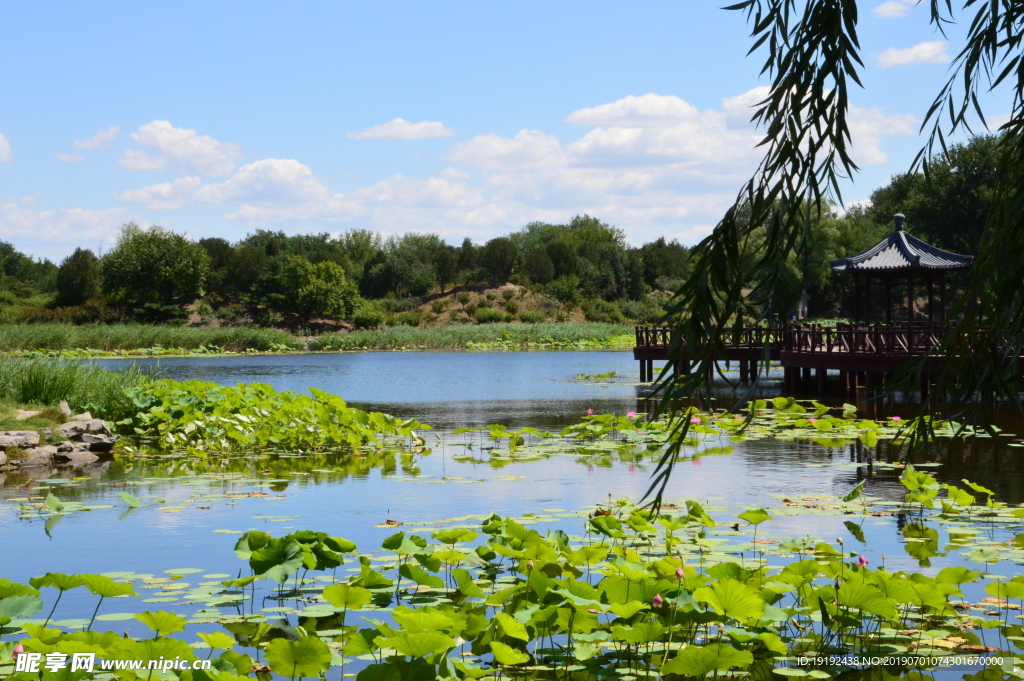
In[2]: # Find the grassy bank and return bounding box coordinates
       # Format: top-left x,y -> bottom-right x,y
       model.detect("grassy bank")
0,357 -> 148,422
311,321 -> 634,351
0,323 -> 300,353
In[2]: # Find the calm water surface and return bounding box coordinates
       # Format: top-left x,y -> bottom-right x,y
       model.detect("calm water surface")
2,350 -> 1022,679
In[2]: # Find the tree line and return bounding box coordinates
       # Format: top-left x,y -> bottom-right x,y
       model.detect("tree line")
0,134 -> 1000,327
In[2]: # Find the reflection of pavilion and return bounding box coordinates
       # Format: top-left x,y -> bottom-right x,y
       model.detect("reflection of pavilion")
633,214 -> 975,398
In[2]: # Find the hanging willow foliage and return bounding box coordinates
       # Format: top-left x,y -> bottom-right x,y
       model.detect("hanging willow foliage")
646,0 -> 1024,507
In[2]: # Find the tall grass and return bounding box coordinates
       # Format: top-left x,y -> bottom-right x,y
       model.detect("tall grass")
311,322 -> 634,351
0,358 -> 150,422
0,323 -> 301,352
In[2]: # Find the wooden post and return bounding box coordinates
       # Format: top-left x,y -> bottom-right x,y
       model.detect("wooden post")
940,273 -> 946,322
927,279 -> 934,322
802,366 -> 812,391
816,368 -> 827,397
907,276 -> 913,322
885,278 -> 892,325
920,371 -> 930,399
865,275 -> 872,323
739,359 -> 749,385
865,371 -> 876,398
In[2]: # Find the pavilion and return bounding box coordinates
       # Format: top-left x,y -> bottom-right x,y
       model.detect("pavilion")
829,214 -> 973,324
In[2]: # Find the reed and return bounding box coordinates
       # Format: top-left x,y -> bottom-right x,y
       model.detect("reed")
0,323 -> 301,352
310,322 -> 633,351
0,358 -> 150,421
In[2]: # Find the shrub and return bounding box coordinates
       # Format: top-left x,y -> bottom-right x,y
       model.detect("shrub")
101,223 -> 210,308
464,303 -> 477,316
430,299 -> 447,314
547,275 -> 582,308
474,307 -> 506,324
501,289 -> 515,301
55,248 -> 101,307
395,310 -> 424,327
504,300 -> 519,314
352,302 -> 386,329
519,310 -> 545,323
619,296 -> 666,325
476,298 -> 490,308
380,297 -> 424,313
253,308 -> 283,327
583,299 -> 624,323
485,292 -> 497,302
455,292 -> 471,306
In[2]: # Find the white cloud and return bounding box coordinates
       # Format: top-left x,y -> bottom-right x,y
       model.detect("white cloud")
565,93 -> 700,127
872,0 -> 913,18
0,134 -> 11,163
119,121 -> 241,176
117,177 -> 202,210
848,107 -> 918,164
195,159 -> 332,205
875,41 -> 951,67
0,196 -> 130,257
346,118 -> 455,140
55,153 -> 86,163
73,125 -> 120,150
127,89 -> 916,246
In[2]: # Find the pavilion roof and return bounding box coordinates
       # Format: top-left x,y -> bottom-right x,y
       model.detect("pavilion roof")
830,214 -> 973,274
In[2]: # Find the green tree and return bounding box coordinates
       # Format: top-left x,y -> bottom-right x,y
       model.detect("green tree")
866,134 -> 1000,255
55,248 -> 101,307
275,256 -> 357,320
199,237 -> 235,297
525,249 -> 554,284
432,244 -> 459,293
101,224 -> 210,309
479,237 -> 523,284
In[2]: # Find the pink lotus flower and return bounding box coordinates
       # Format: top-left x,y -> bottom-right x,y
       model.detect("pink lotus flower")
690,416 -> 701,424
808,418 -> 818,422
692,458 -> 702,466
675,566 -> 685,580
627,411 -> 637,418
586,409 -> 593,415
856,555 -> 869,567
891,416 -> 902,422
13,643 -> 24,659
652,593 -> 664,608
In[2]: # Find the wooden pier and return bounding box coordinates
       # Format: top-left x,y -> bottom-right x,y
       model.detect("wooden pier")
632,326 -> 783,383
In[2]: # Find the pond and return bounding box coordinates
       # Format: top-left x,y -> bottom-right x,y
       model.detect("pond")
3,349 -> 1024,679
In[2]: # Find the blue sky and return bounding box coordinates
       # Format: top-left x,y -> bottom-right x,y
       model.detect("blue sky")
0,1 -> 1009,260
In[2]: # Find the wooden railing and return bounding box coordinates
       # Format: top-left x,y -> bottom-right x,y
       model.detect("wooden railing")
635,326 -> 786,348
785,323 -> 954,355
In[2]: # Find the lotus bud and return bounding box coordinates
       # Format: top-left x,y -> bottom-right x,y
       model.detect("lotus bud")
675,566 -> 685,580
586,409 -> 593,415
527,559 -> 534,571
13,643 -> 24,659
652,593 -> 664,608
856,555 -> 869,567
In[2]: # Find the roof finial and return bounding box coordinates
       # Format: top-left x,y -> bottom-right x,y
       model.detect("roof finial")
894,214 -> 905,232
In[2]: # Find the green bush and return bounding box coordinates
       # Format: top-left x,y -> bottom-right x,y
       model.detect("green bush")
501,289 -> 515,301
474,307 -> 507,324
55,248 -> 101,307
395,310 -> 424,327
546,275 -> 582,308
430,299 -> 447,314
352,302 -> 386,329
619,296 -> 667,325
583,299 -> 624,323
464,302 -> 478,316
101,223 -> 210,308
519,310 -> 545,323
0,358 -> 149,421
504,300 -> 519,314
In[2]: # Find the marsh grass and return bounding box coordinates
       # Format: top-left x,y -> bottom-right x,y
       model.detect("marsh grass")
311,321 -> 633,350
0,323 -> 300,352
0,358 -> 150,421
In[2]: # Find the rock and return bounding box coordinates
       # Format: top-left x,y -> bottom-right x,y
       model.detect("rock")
14,409 -> 42,420
56,421 -> 88,439
18,445 -> 56,467
70,412 -> 93,421
56,441 -> 74,452
86,419 -> 111,435
54,450 -> 99,465
41,428 -> 52,441
59,400 -> 72,416
0,450 -> 7,466
81,433 -> 116,452
0,431 -> 41,448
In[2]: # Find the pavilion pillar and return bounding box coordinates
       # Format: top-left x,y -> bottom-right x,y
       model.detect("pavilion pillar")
907,276 -> 913,323
865,276 -> 872,323
854,273 -> 861,322
927,279 -> 934,322
885,278 -> 892,325
940,273 -> 947,322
